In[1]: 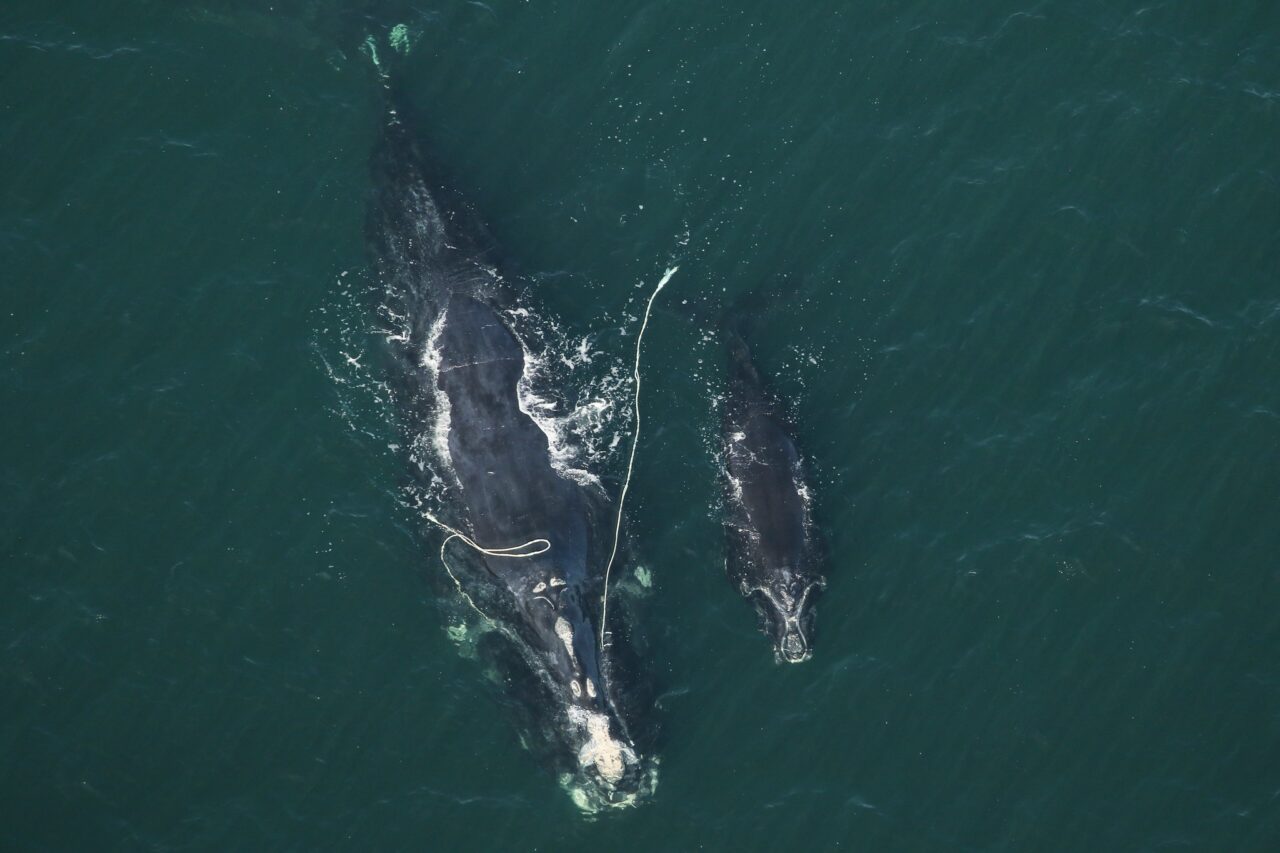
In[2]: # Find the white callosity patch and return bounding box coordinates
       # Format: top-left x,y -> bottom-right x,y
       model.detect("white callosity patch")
552,614 -> 588,697
554,616 -> 577,667
567,707 -> 637,786
388,23 -> 416,55
745,577 -> 825,662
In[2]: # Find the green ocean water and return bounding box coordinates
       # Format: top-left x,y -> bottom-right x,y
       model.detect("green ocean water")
4,0 -> 1280,849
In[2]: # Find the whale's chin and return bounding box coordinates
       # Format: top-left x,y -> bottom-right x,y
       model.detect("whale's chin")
556,706 -> 655,812
560,757 -> 659,814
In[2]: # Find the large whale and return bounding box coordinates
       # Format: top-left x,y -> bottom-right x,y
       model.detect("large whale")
367,82 -> 652,809
721,329 -> 826,663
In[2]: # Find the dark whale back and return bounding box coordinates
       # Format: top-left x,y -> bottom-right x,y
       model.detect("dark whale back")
434,293 -> 590,573
721,327 -> 825,662
725,333 -> 809,570
366,80 -> 652,806
366,85 -> 502,352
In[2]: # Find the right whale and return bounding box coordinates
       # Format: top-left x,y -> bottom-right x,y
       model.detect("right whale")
720,328 -> 827,663
366,70 -> 654,810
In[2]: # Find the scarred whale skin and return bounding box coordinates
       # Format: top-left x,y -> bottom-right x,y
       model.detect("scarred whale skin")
367,87 -> 652,810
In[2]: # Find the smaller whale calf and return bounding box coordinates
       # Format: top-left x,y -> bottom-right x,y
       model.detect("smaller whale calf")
720,328 -> 827,663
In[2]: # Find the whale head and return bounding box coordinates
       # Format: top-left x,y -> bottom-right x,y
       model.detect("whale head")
559,702 -> 655,812
747,572 -> 825,664
514,576 -> 656,812
551,643 -> 656,812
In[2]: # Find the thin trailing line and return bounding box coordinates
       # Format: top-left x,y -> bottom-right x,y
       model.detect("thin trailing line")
599,265 -> 678,649
423,510 -> 549,624
416,264 -> 675,649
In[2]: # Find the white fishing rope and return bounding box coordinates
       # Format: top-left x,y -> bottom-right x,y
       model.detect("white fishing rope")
364,26 -> 563,633
421,509 -> 550,623
413,262 -> 675,647
599,265 -> 678,649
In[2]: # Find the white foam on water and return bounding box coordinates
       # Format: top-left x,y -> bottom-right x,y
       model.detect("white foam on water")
793,456 -> 818,534
418,308 -> 456,478
322,268 -> 642,540
505,304 -> 635,490
725,468 -> 746,506
514,337 -> 604,490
